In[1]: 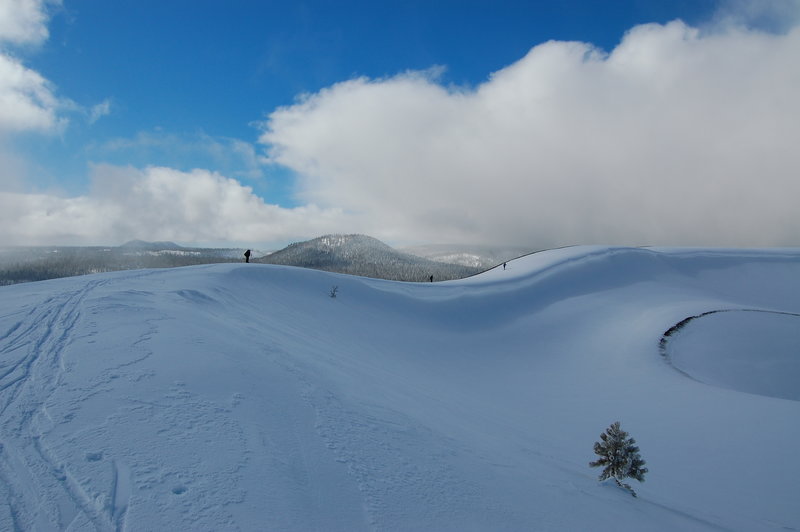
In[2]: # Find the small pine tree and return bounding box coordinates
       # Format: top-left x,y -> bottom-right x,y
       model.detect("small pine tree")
590,421 -> 648,497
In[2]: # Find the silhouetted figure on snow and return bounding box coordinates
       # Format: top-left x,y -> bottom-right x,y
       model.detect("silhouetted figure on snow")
429,275 -> 434,282
503,262 -> 507,270
244,249 -> 251,263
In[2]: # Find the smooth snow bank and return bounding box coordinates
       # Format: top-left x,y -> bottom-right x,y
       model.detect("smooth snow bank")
664,310 -> 800,401
0,246 -> 799,531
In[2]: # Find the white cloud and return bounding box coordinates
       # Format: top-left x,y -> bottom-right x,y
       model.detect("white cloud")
0,0 -> 68,134
0,164 -> 353,246
0,0 -> 57,46
259,19 -> 800,247
0,52 -> 64,133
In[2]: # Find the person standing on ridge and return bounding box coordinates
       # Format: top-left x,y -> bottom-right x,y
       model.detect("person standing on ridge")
244,249 -> 251,263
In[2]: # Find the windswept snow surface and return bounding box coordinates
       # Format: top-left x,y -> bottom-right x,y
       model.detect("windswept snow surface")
0,246 -> 798,531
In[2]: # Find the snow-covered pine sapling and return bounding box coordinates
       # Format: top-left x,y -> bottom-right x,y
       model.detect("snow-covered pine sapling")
329,285 -> 339,298
590,421 -> 648,497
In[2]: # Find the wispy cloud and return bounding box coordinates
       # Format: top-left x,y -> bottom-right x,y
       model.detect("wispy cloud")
88,98 -> 111,124
710,0 -> 800,33
260,16 -> 800,247
94,130 -> 269,181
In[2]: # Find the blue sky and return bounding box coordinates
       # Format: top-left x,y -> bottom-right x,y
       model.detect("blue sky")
2,0 -> 799,247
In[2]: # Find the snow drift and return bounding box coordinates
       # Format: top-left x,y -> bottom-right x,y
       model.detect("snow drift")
0,246 -> 798,531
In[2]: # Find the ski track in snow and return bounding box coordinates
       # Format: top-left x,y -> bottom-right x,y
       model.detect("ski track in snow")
0,278 -> 120,531
0,270 -> 173,531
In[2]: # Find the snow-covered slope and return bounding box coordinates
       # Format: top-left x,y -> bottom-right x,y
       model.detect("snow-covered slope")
0,246 -> 798,531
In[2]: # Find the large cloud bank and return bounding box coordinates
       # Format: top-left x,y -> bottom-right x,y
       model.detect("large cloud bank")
261,19 -> 800,247
0,165 -> 350,245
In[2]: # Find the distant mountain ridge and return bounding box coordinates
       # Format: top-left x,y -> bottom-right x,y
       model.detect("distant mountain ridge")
0,242 -> 243,285
259,234 -> 481,282
120,240 -> 184,250
400,243 -> 534,269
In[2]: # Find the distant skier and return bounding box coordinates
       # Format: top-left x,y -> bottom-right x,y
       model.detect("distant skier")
429,275 -> 434,282
503,262 -> 507,270
244,249 -> 251,263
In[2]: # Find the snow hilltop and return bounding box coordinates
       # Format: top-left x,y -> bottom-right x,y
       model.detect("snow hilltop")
0,246 -> 798,531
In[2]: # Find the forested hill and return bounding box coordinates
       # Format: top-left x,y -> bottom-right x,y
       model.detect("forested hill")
258,234 -> 481,282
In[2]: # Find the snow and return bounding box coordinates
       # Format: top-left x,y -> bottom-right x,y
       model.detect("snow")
0,246 -> 798,531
